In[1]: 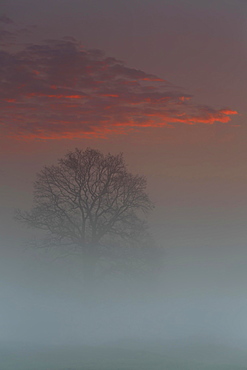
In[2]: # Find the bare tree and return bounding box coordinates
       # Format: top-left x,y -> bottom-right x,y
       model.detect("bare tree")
16,148 -> 155,280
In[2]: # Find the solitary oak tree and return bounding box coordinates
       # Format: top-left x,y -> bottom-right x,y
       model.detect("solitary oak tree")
17,148 -> 154,280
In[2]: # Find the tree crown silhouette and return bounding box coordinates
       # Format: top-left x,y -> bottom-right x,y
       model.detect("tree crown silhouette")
17,148 -> 154,277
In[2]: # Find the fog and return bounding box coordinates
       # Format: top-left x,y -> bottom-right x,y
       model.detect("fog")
1,146 -> 247,368
2,225 -> 247,369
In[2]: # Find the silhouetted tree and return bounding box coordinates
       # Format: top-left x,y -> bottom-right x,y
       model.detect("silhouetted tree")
16,148 -> 156,281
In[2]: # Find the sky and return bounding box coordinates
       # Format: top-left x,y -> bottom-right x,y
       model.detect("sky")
1,0 -> 247,365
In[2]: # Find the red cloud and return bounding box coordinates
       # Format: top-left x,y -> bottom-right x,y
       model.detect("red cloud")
0,36 -> 238,140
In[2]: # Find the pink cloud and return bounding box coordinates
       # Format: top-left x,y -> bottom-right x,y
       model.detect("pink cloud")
0,35 -> 238,140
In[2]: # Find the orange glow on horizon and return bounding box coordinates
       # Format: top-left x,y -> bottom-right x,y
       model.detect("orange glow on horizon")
100,94 -> 120,98
141,77 -> 165,82
27,93 -> 84,99
4,99 -> 16,103
179,96 -> 191,102
219,109 -> 238,115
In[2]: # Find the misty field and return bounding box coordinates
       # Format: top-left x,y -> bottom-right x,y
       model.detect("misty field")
1,343 -> 247,370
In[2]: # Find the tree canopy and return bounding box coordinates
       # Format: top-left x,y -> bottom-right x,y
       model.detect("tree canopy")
17,148 -> 156,279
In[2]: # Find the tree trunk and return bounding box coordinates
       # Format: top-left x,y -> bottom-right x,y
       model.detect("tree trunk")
82,245 -> 99,286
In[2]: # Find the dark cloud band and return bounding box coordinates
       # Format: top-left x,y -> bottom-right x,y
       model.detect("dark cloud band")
0,32 -> 238,139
